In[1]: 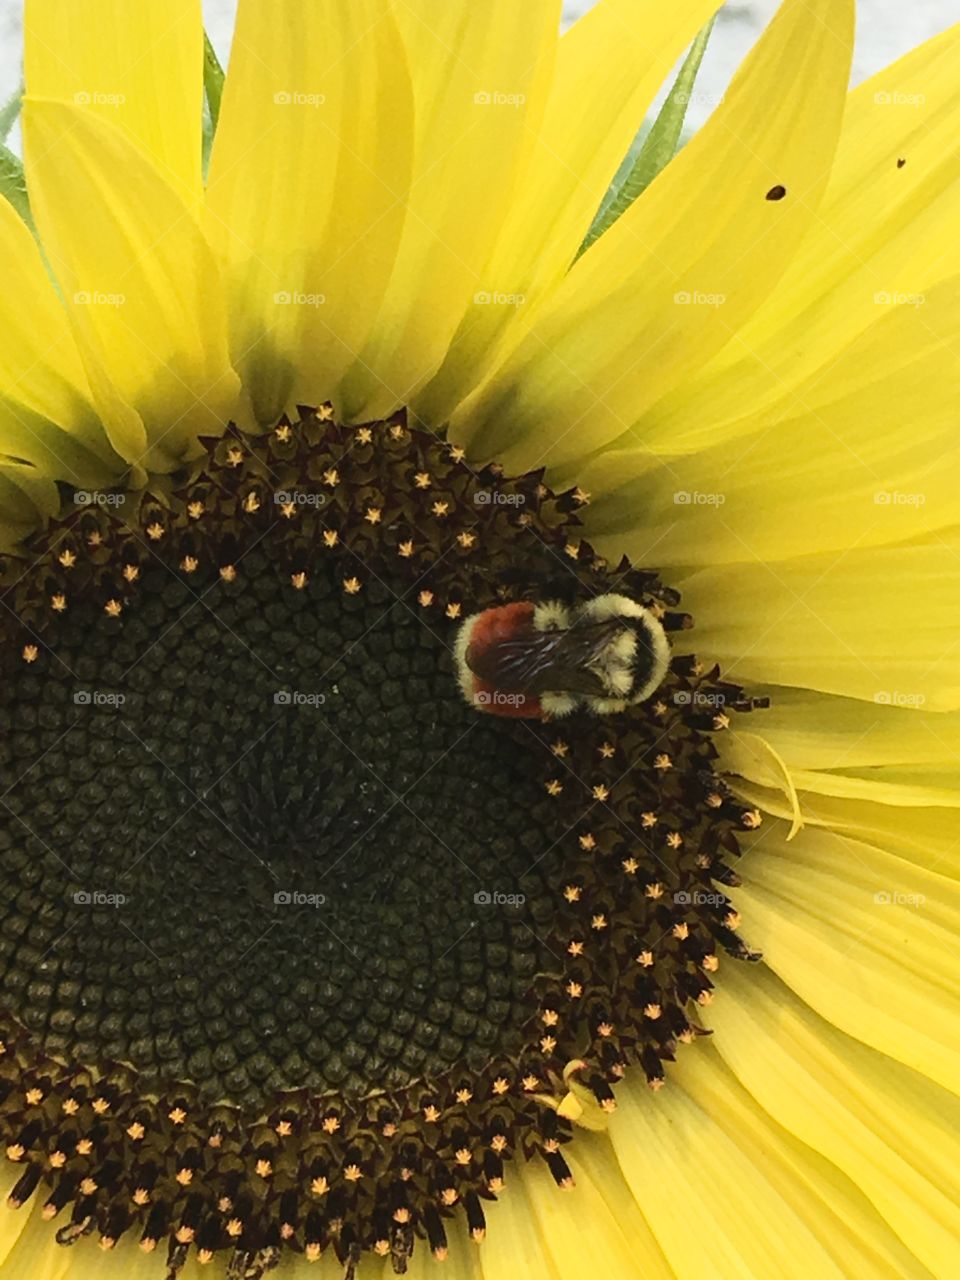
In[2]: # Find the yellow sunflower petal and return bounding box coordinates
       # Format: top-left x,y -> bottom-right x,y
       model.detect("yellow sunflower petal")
734,769 -> 960,882
23,100 -> 240,471
343,0 -> 561,421
720,691 -> 960,879
23,0 -> 203,206
620,1044 -> 934,1279
522,1151 -> 645,1278
582,273 -> 960,561
0,1177 -> 34,1264
0,198 -> 121,485
416,0 -> 723,424
0,1199 -> 73,1280
453,0 -> 854,472
724,687 -> 960,771
675,527 -> 960,710
705,961 -> 960,1275
785,793 -> 960,882
0,461 -> 59,523
721,729 -> 802,838
733,817 -> 960,1095
610,1062 -> 861,1278
561,1133 -> 673,1278
480,1176 -> 559,1279
590,21 -> 960,466
206,0 -> 414,425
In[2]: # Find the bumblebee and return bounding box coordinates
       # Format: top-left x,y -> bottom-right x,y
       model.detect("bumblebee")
455,592 -> 671,720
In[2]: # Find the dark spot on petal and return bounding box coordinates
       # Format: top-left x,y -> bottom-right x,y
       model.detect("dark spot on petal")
765,184 -> 787,202
896,157 -> 906,168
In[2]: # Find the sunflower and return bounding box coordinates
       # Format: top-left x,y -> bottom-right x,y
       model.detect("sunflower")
0,0 -> 957,1277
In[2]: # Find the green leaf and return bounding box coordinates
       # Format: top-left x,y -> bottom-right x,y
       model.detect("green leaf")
203,32 -> 225,130
0,84 -> 23,143
577,15 -> 716,259
202,33 -> 225,182
202,103 -> 214,181
0,144 -> 34,233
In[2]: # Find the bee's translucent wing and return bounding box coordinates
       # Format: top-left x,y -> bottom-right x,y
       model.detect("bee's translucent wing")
466,618 -> 623,696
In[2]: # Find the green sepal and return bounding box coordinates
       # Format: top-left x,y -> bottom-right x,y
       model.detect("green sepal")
202,32 -> 225,180
0,143 -> 34,233
578,15 -> 716,259
0,84 -> 23,142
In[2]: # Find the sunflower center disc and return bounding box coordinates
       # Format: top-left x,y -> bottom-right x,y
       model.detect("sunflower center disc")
1,556 -> 558,1107
0,410 -> 763,1273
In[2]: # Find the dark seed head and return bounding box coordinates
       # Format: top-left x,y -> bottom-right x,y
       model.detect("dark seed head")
0,409 -> 761,1270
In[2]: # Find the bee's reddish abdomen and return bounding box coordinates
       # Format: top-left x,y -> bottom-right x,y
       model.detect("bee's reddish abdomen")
462,602 -> 544,719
